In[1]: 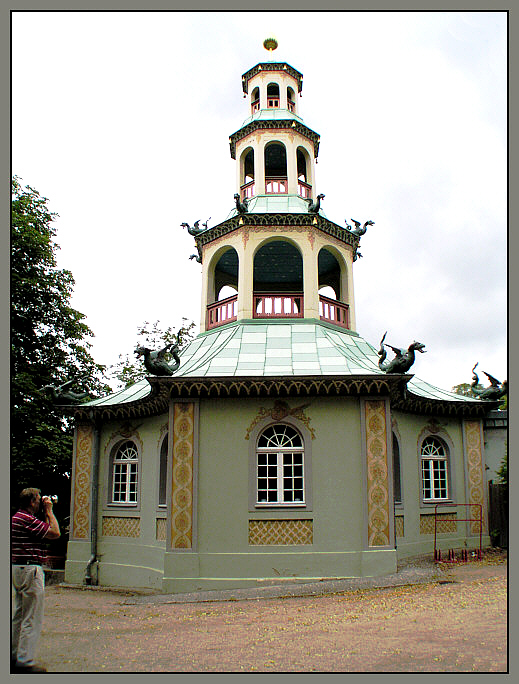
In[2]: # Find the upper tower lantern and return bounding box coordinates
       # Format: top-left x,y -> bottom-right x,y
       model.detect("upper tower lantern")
186,41 -> 368,336
230,40 -> 319,203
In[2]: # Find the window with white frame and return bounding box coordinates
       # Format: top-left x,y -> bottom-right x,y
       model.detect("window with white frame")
421,436 -> 449,501
111,440 -> 139,504
256,424 -> 304,505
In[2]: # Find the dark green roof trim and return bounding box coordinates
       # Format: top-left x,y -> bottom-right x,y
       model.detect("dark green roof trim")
197,213 -> 360,250
229,119 -> 320,159
241,62 -> 303,94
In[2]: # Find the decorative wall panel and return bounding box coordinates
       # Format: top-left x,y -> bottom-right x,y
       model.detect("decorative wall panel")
248,519 -> 313,545
156,518 -> 167,541
170,402 -> 195,549
364,400 -> 391,547
395,516 -> 404,538
102,516 -> 140,537
420,513 -> 457,535
464,420 -> 487,534
71,423 -> 94,539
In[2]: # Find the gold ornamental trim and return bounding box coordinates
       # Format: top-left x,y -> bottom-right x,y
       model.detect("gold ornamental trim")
364,400 -> 391,547
245,400 -> 315,440
71,423 -> 94,540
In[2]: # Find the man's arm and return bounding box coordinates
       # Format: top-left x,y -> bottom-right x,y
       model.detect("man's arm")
42,498 -> 61,540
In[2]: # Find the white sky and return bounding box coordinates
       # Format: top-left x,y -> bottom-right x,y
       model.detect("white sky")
12,10 -> 507,393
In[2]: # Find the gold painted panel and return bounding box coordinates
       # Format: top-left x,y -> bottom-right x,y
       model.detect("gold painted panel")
395,516 -> 404,538
364,400 -> 390,546
102,516 -> 140,538
71,423 -> 93,539
170,403 -> 194,549
420,513 -> 457,535
248,519 -> 313,545
464,421 -> 487,534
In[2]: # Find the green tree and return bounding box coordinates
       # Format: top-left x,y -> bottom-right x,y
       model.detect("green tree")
451,382 -> 483,397
108,318 -> 196,389
11,176 -> 109,511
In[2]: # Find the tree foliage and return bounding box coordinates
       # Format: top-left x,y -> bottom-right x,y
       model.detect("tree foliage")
11,176 -> 109,508
108,319 -> 196,389
451,382 -> 483,397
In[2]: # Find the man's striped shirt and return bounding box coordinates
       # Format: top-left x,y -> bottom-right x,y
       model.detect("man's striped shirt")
11,510 -> 50,565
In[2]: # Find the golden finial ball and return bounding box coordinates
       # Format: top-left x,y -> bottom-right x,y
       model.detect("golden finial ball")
263,37 -> 278,51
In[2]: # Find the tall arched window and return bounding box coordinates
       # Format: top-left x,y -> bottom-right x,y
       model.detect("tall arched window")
256,424 -> 304,505
264,142 -> 287,194
111,440 -> 139,505
251,86 -> 260,113
287,86 -> 296,112
393,433 -> 402,505
158,434 -> 168,507
420,436 -> 449,502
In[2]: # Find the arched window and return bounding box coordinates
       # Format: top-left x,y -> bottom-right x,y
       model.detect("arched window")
267,82 -> 280,108
251,86 -> 260,113
420,436 -> 449,502
256,424 -> 304,505
158,434 -> 168,507
287,86 -> 296,112
264,142 -> 287,194
111,440 -> 139,505
393,433 -> 402,505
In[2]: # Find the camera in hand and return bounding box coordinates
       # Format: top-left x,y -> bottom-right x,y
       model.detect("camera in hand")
42,495 -> 58,504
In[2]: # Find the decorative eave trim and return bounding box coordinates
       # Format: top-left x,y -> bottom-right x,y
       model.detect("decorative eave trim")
197,214 -> 360,250
64,375 -> 498,422
241,62 -> 303,94
393,390 -> 501,418
67,374 -> 409,421
229,120 -> 320,159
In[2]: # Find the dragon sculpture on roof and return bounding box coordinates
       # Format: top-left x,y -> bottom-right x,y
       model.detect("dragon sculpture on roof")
377,332 -> 426,373
470,363 -> 507,401
135,343 -> 181,376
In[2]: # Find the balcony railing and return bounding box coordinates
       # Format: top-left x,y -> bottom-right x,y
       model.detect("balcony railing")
254,293 -> 303,319
240,181 -> 255,199
265,176 -> 288,194
298,180 -> 312,199
267,97 -> 280,108
319,295 -> 350,328
207,295 -> 238,330
206,294 -> 350,330
251,100 -> 260,113
288,100 -> 295,113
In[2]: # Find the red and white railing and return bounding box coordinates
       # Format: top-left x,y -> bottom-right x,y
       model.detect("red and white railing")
298,181 -> 312,199
265,177 -> 288,194
253,294 -> 303,319
206,295 -> 238,330
319,295 -> 349,328
240,181 -> 255,199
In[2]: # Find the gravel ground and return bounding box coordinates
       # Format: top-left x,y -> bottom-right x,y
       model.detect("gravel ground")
33,549 -> 507,673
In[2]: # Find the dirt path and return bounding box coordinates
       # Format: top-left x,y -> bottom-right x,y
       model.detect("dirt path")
37,554 -> 507,673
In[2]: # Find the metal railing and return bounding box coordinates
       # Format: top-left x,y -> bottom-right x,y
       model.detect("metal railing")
240,181 -> 255,199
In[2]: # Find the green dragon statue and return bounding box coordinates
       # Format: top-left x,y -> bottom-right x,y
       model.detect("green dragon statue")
377,332 -> 426,373
135,343 -> 181,376
470,363 -> 507,400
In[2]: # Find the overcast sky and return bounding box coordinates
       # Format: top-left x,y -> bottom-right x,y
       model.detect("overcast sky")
12,10 -> 507,393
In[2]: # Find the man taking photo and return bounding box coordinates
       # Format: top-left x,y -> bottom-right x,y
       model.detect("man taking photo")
11,488 -> 60,673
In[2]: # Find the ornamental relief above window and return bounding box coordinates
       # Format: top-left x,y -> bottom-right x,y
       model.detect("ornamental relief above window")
245,400 -> 315,441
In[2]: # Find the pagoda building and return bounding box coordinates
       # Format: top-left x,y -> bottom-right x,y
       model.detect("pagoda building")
64,43 -> 500,592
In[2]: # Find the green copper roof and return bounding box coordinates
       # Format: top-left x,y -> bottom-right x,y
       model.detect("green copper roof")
224,194 -> 326,220
240,109 -> 304,128
85,321 -> 481,408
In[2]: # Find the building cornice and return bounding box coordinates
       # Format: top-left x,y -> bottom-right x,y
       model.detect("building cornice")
197,213 -> 360,250
229,119 -> 320,159
65,374 -> 497,422
241,62 -> 303,94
